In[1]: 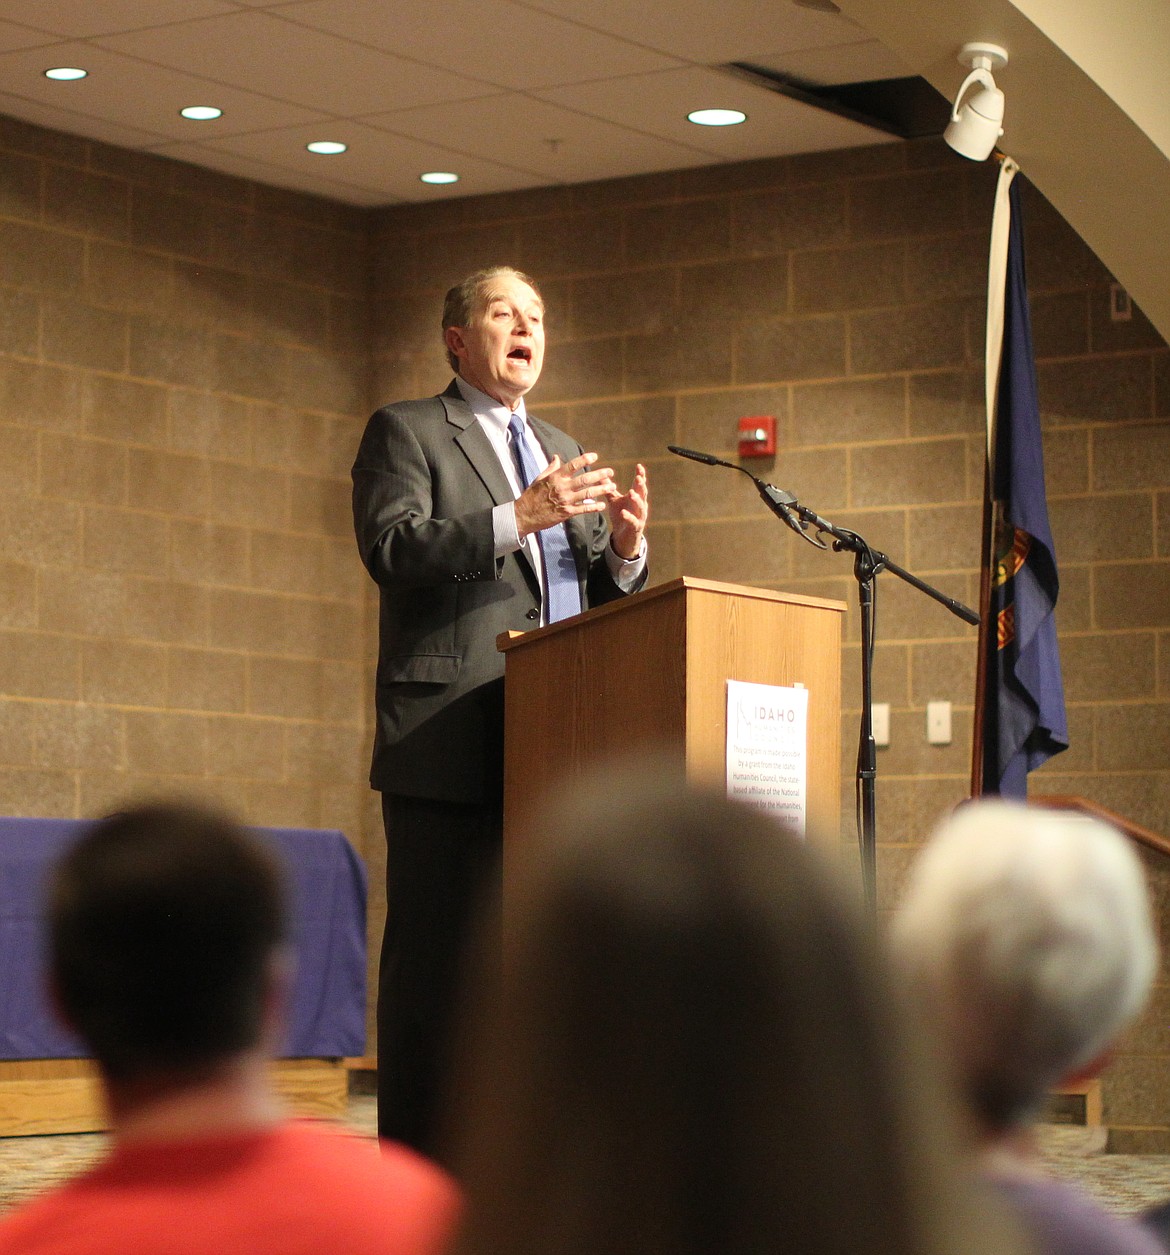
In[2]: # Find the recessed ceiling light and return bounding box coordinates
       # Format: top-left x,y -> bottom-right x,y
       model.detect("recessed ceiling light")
180,106 -> 222,121
420,171 -> 459,185
306,140 -> 347,155
687,108 -> 747,127
44,67 -> 87,81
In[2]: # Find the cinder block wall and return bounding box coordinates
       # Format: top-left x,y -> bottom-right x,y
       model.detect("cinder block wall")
3,112 -> 1168,1139
370,137 -> 1170,1145
0,113 -> 372,857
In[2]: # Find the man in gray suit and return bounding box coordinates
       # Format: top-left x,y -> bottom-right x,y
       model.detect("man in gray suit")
352,265 -> 649,1155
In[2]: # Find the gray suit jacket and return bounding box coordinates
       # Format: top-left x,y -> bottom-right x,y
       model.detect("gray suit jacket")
352,380 -> 643,804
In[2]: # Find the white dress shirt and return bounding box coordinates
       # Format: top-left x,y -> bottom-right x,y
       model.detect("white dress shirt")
454,377 -> 646,624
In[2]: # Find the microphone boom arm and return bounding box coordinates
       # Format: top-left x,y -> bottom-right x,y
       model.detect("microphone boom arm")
666,441 -> 979,917
665,444 -> 977,623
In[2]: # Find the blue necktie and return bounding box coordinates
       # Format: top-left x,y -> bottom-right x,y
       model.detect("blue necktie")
508,414 -> 583,623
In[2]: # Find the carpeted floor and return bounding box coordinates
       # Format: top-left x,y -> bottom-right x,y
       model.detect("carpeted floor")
1033,1125 -> 1170,1217
0,1093 -> 378,1215
2,1098 -> 1170,1221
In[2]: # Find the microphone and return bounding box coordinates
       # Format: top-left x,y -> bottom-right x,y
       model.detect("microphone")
667,444 -> 819,545
666,444 -> 728,468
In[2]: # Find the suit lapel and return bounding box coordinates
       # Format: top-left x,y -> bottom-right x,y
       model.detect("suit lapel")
441,382 -> 515,508
441,381 -> 542,596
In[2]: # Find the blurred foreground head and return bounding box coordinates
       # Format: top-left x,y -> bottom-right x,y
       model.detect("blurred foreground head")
892,799 -> 1157,1135
50,800 -> 287,1084
451,770 -> 1018,1255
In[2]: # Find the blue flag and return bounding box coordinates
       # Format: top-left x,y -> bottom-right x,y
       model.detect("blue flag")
980,173 -> 1068,797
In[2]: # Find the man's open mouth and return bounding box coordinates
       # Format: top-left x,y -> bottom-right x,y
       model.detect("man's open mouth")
508,347 -> 532,362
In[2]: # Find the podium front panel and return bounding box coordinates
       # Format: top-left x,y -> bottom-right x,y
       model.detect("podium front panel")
498,577 -> 844,864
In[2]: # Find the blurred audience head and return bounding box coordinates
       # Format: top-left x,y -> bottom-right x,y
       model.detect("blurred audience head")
892,799 -> 1157,1136
450,768 -> 1015,1255
50,800 -> 288,1084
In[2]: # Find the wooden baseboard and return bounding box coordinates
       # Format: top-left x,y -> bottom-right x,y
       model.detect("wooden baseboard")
1050,1078 -> 1103,1128
0,1061 -> 104,1137
269,1059 -> 349,1119
0,1058 -> 349,1137
1106,1125 -> 1170,1154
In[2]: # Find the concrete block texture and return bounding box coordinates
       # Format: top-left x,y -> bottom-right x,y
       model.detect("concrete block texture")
1,117 -> 1169,1137
0,116 -> 370,869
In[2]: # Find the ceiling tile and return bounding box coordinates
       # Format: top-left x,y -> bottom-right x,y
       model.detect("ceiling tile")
0,21 -> 66,53
752,38 -> 913,86
184,117 -> 553,202
0,42 -> 326,140
280,0 -> 681,91
96,10 -> 494,115
536,65 -> 895,159
364,94 -> 714,184
0,88 -> 168,148
142,139 -> 401,205
0,0 -> 236,39
517,0 -> 871,64
0,0 -> 911,206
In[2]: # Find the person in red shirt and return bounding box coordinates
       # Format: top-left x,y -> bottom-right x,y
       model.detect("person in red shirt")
0,801 -> 460,1255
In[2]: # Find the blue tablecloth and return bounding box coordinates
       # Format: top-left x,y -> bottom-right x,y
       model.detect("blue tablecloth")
0,818 -> 367,1060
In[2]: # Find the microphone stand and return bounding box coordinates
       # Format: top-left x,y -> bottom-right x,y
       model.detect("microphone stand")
667,446 -> 979,913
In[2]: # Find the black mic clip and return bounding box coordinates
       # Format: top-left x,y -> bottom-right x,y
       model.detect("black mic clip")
756,481 -> 826,547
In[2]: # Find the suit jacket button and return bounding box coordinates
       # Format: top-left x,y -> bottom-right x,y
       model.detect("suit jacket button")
525,608 -> 538,621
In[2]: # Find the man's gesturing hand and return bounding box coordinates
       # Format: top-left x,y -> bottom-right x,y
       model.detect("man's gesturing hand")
514,452 -> 616,539
609,462 -> 649,560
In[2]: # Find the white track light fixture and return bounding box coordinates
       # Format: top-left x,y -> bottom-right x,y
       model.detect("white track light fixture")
944,42 -> 1008,161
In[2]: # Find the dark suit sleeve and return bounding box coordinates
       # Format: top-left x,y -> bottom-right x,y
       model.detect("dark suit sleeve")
352,404 -> 499,590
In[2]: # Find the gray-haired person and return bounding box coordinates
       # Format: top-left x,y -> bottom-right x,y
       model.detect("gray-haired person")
892,799 -> 1162,1255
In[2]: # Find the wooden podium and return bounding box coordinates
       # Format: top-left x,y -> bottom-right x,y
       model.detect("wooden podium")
497,576 -> 845,857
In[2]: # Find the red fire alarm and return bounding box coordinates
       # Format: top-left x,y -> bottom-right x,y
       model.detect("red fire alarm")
738,414 -> 776,459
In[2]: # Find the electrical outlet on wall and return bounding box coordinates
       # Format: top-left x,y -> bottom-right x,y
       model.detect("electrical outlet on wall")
926,701 -> 952,745
1110,282 -> 1132,322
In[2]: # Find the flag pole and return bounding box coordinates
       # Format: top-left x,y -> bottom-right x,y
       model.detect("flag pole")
971,459 -> 993,796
